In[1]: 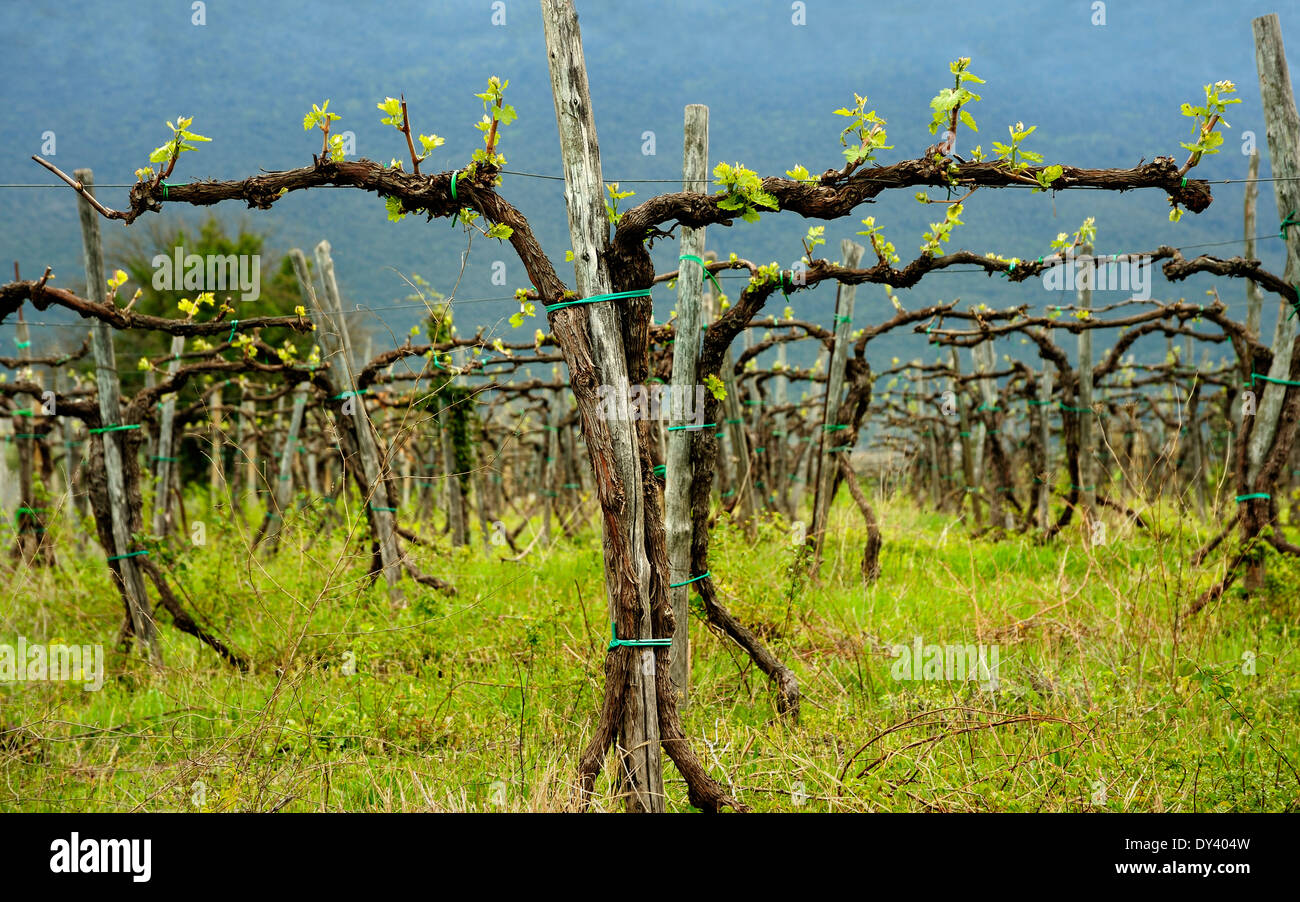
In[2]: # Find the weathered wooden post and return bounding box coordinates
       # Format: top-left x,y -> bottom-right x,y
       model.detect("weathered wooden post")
11,309 -> 46,562
1242,12 -> 1300,589
1244,151 -> 1264,341
151,334 -> 185,537
304,243 -> 405,604
1037,345 -> 1054,530
76,168 -> 161,664
809,239 -> 863,570
208,382 -> 224,513
716,301 -> 756,521
973,338 -> 1002,528
56,366 -> 87,526
1077,242 -> 1097,524
665,102 -> 708,707
236,383 -> 257,510
440,405 -> 468,547
542,0 -> 663,811
949,348 -> 982,523
263,381 -> 308,548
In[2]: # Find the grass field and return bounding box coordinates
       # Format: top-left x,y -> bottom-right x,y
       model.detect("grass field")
3,488 -> 1298,812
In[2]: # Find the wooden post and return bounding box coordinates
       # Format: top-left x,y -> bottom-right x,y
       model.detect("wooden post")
299,244 -> 405,604
1247,13 -> 1300,487
973,338 -> 1002,527
237,384 -> 257,511
773,337 -> 792,516
810,240 -> 863,568
716,300 -> 755,520
542,403 -> 557,547
949,348 -> 982,523
264,381 -> 308,547
75,168 -> 161,665
12,311 -> 43,562
151,334 -> 185,537
1077,243 -> 1097,522
440,405 -> 468,546
916,374 -> 941,508
542,0 -> 662,811
1037,347 -> 1054,530
1245,151 -> 1265,340
665,103 -> 708,708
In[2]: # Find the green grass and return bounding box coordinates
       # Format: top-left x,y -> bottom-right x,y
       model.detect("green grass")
2,488 -> 1298,812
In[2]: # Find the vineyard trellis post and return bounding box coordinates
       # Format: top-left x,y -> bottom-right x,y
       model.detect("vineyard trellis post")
541,0 -> 664,811
810,239 -> 862,571
717,300 -> 755,523
11,303 -> 45,562
1077,241 -> 1097,524
261,380 -> 308,548
76,168 -> 162,665
1241,12 -> 1300,590
208,382 -> 223,512
1036,342 -> 1054,529
151,334 -> 185,537
308,241 -> 406,605
949,347 -> 981,523
440,403 -> 468,547
973,338 -> 1003,528
666,103 -> 708,708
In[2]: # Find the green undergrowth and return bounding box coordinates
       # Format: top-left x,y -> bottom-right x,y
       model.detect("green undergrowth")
2,488 -> 1297,812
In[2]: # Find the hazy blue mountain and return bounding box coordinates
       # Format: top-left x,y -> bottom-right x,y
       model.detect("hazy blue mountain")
2,0 -> 1296,373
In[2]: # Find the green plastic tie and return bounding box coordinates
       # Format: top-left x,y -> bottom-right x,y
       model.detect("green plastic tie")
668,423 -> 715,431
450,170 -> 458,201
670,571 -> 710,588
369,505 -> 397,513
1235,493 -> 1270,503
332,389 -> 369,400
1250,372 -> 1300,388
608,622 -> 672,650
1281,209 -> 1298,240
107,549 -> 149,562
546,288 -> 651,313
14,340 -> 31,349
149,455 -> 179,462
228,320 -> 239,342
89,424 -> 140,434
679,254 -> 725,296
